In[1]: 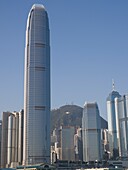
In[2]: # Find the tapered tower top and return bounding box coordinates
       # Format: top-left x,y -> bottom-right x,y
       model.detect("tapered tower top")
26,4 -> 48,34
32,4 -> 45,10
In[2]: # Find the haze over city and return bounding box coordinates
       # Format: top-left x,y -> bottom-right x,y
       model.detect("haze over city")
0,0 -> 128,120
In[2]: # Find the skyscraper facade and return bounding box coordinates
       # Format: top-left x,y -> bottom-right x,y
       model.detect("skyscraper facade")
1,112 -> 11,168
82,102 -> 102,161
115,95 -> 128,157
60,126 -> 75,161
7,110 -> 24,167
1,110 -> 24,168
107,90 -> 121,158
23,4 -> 50,165
74,128 -> 83,161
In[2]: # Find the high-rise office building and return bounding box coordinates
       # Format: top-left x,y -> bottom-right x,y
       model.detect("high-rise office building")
107,88 -> 121,158
7,110 -> 24,167
1,112 -> 11,168
1,110 -> 24,168
59,126 -> 75,161
115,95 -> 128,157
74,128 -> 83,161
23,4 -> 50,165
82,102 -> 102,161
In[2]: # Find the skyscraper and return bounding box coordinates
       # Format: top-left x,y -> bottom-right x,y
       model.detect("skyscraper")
1,110 -> 24,168
115,95 -> 128,157
74,128 -> 83,161
1,112 -> 11,168
82,102 -> 102,162
107,88 -> 121,158
60,126 -> 75,161
7,110 -> 24,167
23,4 -> 50,165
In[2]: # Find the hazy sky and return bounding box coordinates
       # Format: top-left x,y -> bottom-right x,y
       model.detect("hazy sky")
0,0 -> 128,120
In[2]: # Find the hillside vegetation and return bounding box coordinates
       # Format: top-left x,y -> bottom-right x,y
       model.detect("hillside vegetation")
51,104 -> 108,132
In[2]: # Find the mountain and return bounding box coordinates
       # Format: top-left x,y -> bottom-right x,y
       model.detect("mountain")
51,104 -> 108,132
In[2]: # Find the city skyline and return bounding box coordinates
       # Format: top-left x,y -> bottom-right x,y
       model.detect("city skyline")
0,0 -> 128,120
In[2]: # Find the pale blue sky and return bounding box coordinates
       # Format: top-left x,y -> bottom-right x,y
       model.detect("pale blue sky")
0,0 -> 128,120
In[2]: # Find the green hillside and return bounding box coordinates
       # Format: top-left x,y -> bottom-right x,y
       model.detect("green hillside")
51,104 -> 108,132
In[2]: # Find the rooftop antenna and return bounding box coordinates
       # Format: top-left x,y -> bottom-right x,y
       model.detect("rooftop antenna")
112,79 -> 115,91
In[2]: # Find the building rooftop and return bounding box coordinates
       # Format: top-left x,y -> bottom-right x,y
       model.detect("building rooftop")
32,4 -> 45,10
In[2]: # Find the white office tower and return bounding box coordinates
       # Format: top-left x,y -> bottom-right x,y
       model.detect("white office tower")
1,112 -> 11,168
115,95 -> 128,157
74,128 -> 83,161
82,102 -> 102,161
107,88 -> 121,158
23,4 -> 50,165
101,129 -> 109,154
18,110 -> 24,165
1,110 -> 24,168
7,114 -> 17,166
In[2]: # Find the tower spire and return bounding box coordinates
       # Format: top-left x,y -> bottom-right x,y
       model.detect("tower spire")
112,79 -> 115,91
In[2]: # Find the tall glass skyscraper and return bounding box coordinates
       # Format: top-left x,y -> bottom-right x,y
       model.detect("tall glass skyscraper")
115,95 -> 128,157
82,102 -> 102,161
23,4 -> 50,165
107,89 -> 121,158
